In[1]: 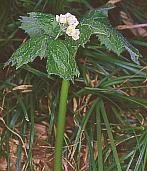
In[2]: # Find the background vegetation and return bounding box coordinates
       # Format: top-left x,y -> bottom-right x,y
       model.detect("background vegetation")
0,0 -> 147,170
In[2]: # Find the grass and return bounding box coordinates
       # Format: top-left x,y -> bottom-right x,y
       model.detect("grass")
0,0 -> 147,170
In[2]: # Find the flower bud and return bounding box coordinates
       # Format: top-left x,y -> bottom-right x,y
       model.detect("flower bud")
56,14 -> 67,24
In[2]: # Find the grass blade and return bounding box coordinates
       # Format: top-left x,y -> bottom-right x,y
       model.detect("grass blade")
16,121 -> 27,171
96,103 -> 104,171
23,95 -> 35,171
100,100 -> 122,171
70,98 -> 99,166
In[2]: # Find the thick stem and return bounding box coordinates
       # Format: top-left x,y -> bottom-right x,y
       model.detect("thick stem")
54,79 -> 70,171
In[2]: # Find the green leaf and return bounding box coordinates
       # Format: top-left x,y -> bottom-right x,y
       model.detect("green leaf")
46,39 -> 79,80
81,7 -> 141,64
5,36 -> 80,80
20,12 -> 60,38
81,5 -> 113,35
5,36 -> 48,69
97,29 -> 141,64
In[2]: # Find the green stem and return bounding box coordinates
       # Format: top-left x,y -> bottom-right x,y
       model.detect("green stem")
54,79 -> 70,171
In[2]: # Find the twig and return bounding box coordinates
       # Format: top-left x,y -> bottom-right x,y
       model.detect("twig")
116,23 -> 147,30
108,0 -> 122,4
0,117 -> 28,158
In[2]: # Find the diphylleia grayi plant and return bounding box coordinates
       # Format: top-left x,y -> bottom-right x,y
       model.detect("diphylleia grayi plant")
5,3 -> 141,171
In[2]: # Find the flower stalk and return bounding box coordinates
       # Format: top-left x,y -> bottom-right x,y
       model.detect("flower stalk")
54,79 -> 70,171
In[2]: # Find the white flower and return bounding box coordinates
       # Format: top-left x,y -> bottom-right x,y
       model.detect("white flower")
66,25 -> 76,36
56,14 -> 67,24
73,19 -> 79,26
66,25 -> 80,40
65,13 -> 79,26
55,15 -> 60,22
72,30 -> 80,40
56,12 -> 80,40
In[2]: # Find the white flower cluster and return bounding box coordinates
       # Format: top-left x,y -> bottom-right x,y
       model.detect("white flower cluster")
56,13 -> 80,40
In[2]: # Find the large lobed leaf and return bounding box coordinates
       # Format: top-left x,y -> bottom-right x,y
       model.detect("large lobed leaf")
19,12 -> 60,38
46,39 -> 79,80
6,36 -> 79,80
5,36 -> 48,69
81,4 -> 141,64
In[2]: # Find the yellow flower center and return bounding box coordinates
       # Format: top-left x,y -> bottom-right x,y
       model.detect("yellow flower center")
68,29 -> 73,33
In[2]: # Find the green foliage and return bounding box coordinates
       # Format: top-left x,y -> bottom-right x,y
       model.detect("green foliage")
19,12 -> 59,38
81,5 -> 141,64
5,3 -> 142,80
46,39 -> 79,80
5,36 -> 48,69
